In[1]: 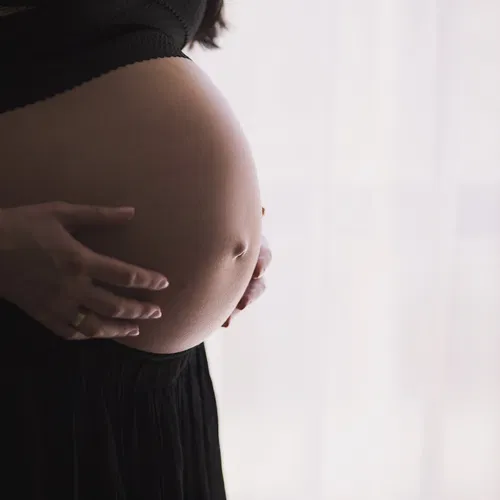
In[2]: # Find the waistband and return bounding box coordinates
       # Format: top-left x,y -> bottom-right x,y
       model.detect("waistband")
0,299 -> 197,390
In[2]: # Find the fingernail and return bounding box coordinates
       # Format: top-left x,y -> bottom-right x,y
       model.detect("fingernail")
151,309 -> 162,319
127,329 -> 140,336
155,278 -> 169,290
253,265 -> 263,279
118,207 -> 135,218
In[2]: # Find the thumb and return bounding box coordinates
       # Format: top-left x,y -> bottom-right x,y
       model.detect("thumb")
52,203 -> 136,228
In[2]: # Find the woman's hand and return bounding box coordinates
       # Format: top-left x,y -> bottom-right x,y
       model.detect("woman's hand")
0,202 -> 169,340
222,233 -> 272,328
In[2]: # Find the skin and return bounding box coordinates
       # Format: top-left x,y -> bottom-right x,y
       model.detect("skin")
0,57 -> 264,353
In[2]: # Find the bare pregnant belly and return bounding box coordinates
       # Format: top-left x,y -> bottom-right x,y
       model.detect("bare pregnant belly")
0,58 -> 262,353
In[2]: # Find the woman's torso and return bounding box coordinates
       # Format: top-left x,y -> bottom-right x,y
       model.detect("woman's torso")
0,2 -> 262,354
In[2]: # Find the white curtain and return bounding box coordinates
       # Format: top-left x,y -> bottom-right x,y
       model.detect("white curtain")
188,1 -> 500,498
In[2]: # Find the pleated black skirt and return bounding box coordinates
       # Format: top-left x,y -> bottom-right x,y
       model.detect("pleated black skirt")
0,300 -> 226,500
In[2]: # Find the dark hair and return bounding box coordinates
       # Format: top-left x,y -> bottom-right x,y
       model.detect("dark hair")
190,0 -> 227,49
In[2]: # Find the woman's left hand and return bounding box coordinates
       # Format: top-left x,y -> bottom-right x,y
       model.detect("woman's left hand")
222,234 -> 272,328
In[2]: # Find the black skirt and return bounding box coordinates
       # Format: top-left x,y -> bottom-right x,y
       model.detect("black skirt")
0,300 -> 226,500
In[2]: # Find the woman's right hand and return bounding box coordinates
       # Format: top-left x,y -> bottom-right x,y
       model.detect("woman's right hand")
0,202 -> 169,340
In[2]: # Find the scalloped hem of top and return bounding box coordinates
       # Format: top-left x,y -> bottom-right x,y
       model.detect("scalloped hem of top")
0,29 -> 191,114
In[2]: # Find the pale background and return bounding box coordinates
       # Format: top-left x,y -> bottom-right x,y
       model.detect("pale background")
188,1 -> 500,499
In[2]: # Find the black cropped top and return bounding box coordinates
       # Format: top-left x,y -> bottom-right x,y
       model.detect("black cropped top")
0,0 -> 207,112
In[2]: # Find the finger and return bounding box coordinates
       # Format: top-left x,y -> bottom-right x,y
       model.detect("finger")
49,299 -> 141,339
252,255 -> 270,279
77,243 -> 169,290
237,278 -> 267,310
253,240 -> 272,279
56,325 -> 89,341
82,286 -> 162,320
68,310 -> 140,339
36,315 -> 88,341
222,278 -> 268,328
66,332 -> 89,341
51,202 -> 136,228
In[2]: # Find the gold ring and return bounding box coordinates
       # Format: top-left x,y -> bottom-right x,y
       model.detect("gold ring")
71,311 -> 87,329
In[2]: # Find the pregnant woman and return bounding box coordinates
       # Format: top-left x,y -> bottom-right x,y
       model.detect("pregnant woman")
0,1 -> 271,498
